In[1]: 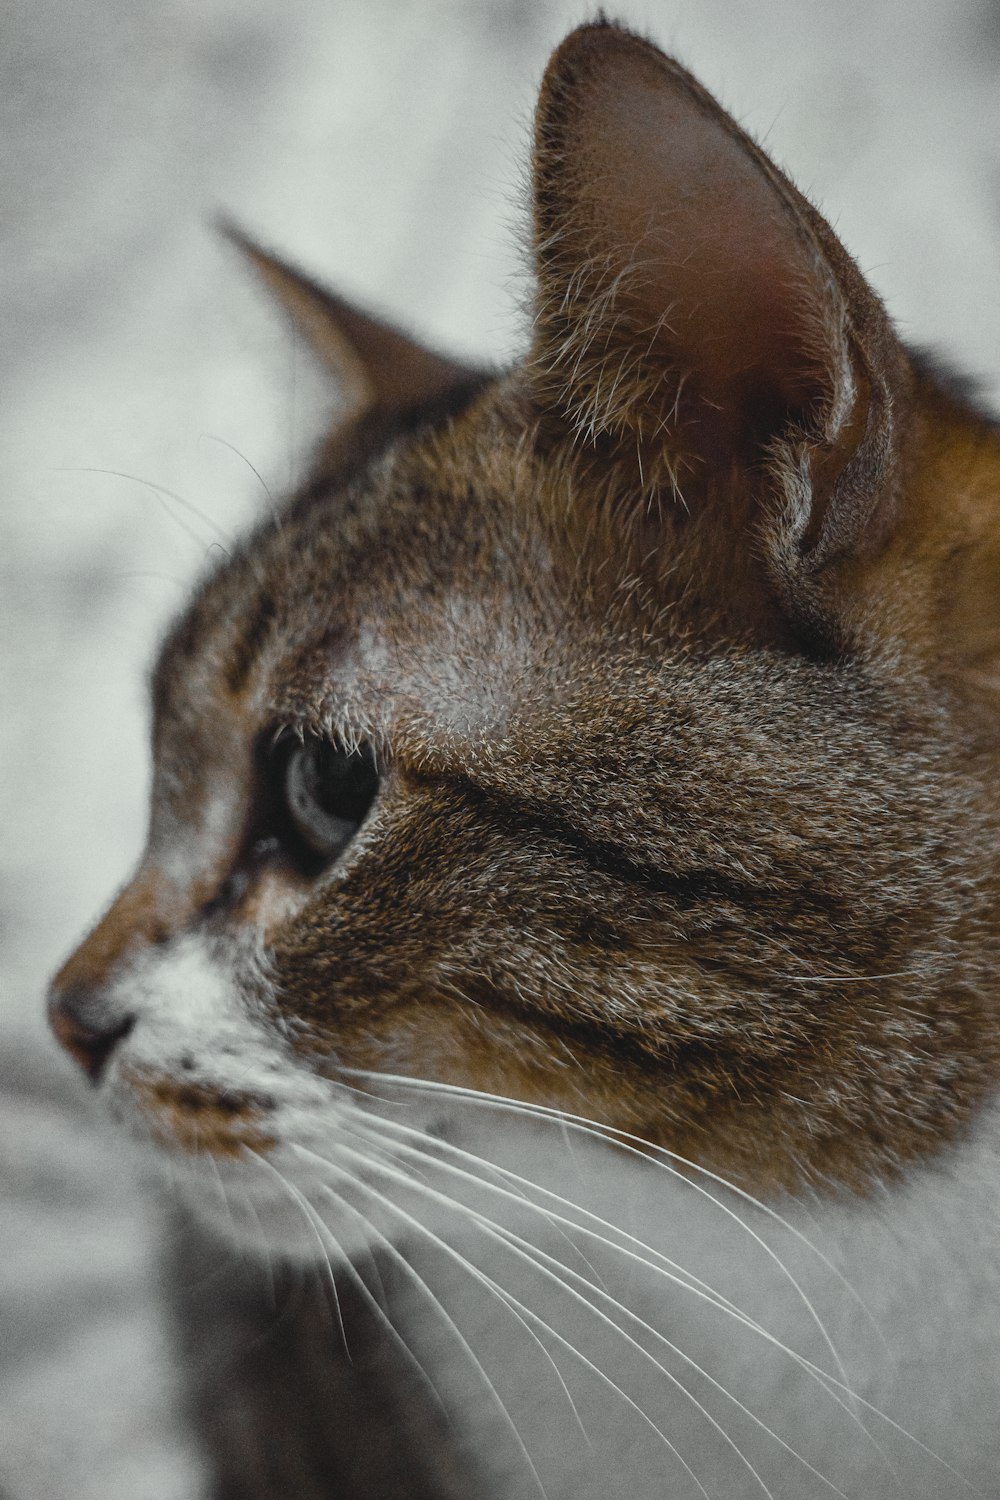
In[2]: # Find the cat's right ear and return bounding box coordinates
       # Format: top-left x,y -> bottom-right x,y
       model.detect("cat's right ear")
528,23 -> 911,582
223,225 -> 476,424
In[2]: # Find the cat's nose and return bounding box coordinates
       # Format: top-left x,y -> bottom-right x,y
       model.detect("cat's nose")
47,864 -> 169,1082
48,983 -> 136,1084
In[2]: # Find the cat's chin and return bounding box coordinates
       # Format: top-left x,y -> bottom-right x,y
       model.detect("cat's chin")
161,1138 -> 425,1264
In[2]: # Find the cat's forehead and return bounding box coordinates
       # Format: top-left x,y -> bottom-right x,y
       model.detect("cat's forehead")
153,384 -> 565,752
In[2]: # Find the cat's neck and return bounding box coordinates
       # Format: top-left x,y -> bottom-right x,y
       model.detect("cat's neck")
378,1102 -> 1000,1500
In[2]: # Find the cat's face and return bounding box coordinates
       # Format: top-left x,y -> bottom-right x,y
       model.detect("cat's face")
50,22 -> 1000,1243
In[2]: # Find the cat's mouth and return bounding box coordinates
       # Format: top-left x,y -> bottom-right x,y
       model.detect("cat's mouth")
122,1068 -> 278,1159
107,1053 -> 461,1261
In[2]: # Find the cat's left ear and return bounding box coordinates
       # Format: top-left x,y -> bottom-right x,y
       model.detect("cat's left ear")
224,226 -> 477,424
530,22 -> 911,574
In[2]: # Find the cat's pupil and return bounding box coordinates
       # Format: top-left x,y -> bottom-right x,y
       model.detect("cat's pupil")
280,737 -> 379,865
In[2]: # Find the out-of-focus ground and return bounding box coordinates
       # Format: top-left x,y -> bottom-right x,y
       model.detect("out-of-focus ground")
2,2 -> 998,1495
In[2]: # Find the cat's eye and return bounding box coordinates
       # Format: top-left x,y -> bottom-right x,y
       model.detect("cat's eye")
277,736 -> 380,867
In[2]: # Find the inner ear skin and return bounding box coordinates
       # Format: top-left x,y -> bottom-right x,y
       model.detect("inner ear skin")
529,22 -> 912,582
580,103 -> 831,433
533,34 -> 847,434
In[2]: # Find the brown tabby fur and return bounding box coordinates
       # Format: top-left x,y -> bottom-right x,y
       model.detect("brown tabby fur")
52,12 -> 1000,1234
47,21 -> 1000,1499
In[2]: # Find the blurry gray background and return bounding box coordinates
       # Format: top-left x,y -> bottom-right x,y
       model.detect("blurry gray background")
2,2 -> 998,1496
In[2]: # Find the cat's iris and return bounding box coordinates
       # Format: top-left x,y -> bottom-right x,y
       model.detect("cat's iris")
279,737 -> 380,866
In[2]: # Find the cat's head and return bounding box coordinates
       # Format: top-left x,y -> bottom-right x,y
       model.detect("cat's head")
49,21 -> 1000,1239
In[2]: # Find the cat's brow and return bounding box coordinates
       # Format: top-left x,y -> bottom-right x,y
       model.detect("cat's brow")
445,771 -> 760,907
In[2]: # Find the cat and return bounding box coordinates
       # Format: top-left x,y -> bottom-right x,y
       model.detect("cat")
48,17 -> 1000,1500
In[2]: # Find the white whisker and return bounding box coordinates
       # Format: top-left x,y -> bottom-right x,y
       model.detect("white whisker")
316,1136 -> 840,1500
345,1069 -> 865,1400
295,1158 -> 552,1500
346,1113 -> 895,1477
305,1151 -> 710,1500
333,1074 -> 971,1491
242,1146 -> 353,1357
318,1162 -> 594,1450
337,1110 -> 610,1296
346,1107 -> 885,1454
243,1146 -> 459,1429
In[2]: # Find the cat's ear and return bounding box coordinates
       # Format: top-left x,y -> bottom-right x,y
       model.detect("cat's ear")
530,22 -> 909,572
224,225 -> 476,423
